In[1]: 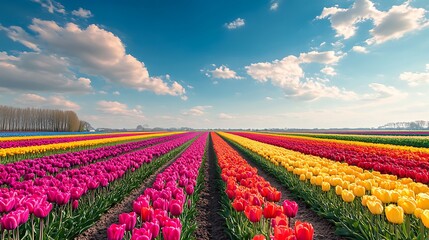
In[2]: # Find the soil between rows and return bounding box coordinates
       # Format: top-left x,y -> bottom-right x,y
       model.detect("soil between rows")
194,136 -> 229,240
224,138 -> 346,240
74,144 -> 189,240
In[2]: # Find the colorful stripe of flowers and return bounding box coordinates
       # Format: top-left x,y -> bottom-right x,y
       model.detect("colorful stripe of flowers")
0,132 -> 178,161
0,132 -> 198,240
107,132 -> 208,240
0,133 -> 187,187
212,132 -> 314,240
231,132 -> 429,184
220,132 -> 429,239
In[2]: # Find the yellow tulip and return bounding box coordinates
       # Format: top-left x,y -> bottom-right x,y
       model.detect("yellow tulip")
417,193 -> 429,210
322,182 -> 331,192
390,191 -> 400,203
414,208 -> 424,218
398,197 -> 416,215
315,175 -> 323,186
299,174 -> 306,181
353,185 -> 366,197
385,205 -> 404,224
341,190 -> 355,203
421,210 -> 429,228
367,200 -> 384,215
335,186 -> 343,196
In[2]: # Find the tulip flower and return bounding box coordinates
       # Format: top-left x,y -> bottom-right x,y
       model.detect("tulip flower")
72,200 -> 79,210
232,197 -> 246,212
244,205 -> 263,223
168,199 -> 183,216
133,199 -> 149,214
263,202 -> 278,219
398,197 -> 416,215
162,226 -> 181,240
335,186 -> 342,196
283,200 -> 298,218
252,234 -> 266,240
367,200 -> 383,215
0,197 -> 16,213
16,207 -> 29,225
414,208 -> 423,218
417,193 -> 429,210
141,207 -> 154,222
421,210 -> 429,228
353,185 -> 366,197
34,201 -> 53,218
143,221 -> 160,238
119,212 -> 137,231
1,211 -> 20,230
107,223 -> 126,240
341,190 -> 355,203
274,225 -> 295,240
185,185 -> 194,195
295,221 -> 314,240
385,204 -> 404,224
131,228 -> 152,240
271,214 -> 288,228
321,182 -> 330,192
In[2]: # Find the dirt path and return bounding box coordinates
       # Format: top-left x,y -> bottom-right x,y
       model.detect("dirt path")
75,147 -> 187,240
194,136 -> 229,240
226,140 -> 346,240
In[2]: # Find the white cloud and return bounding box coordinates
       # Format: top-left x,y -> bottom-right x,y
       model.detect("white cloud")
1,19 -> 186,99
352,45 -> 368,53
15,93 -> 80,110
265,97 -> 274,101
226,18 -> 245,30
0,51 -> 92,92
72,8 -> 93,18
98,90 -> 107,94
318,0 -> 429,44
246,51 -> 353,101
207,65 -> 243,79
183,106 -> 212,116
299,51 -> 344,64
113,91 -> 120,95
400,64 -> 429,86
0,26 -> 39,51
270,1 -> 279,11
320,66 -> 337,76
32,0 -> 65,14
363,83 -> 407,100
97,100 -> 145,119
219,113 -> 235,119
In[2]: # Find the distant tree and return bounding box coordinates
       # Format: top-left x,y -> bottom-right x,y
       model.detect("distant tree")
136,125 -> 144,131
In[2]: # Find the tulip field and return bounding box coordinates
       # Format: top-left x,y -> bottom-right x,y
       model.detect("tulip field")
1,131 -> 429,239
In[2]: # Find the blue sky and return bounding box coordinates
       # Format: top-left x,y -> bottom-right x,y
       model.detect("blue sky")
0,0 -> 428,129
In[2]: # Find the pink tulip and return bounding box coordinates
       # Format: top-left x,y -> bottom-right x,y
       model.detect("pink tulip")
119,212 -> 137,231
107,223 -> 126,240
153,198 -> 168,211
55,192 -> 71,206
283,200 -> 298,218
72,200 -> 79,210
168,199 -> 183,216
185,185 -> 194,195
0,197 -> 16,213
131,228 -> 152,240
1,211 -> 20,230
34,201 -> 52,218
162,226 -> 181,240
143,221 -> 160,238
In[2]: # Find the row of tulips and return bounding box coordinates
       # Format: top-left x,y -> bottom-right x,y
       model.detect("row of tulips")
277,132 -> 429,148
0,133 -> 187,187
231,132 -> 429,184
0,133 -> 198,239
0,132 -> 156,149
211,132 -> 314,240
0,132 -> 178,163
221,132 -> 429,239
107,132 -> 208,240
0,131 -> 99,138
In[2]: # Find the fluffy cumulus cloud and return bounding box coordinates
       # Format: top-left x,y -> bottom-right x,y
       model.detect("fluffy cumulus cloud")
0,51 -> 92,92
318,0 -> 429,44
0,19 -> 186,98
270,1 -> 279,11
352,45 -> 368,53
400,64 -> 429,86
218,113 -> 235,119
246,51 -> 353,100
183,106 -> 212,116
72,8 -> 93,18
15,93 -> 80,110
320,66 -> 337,76
97,101 -> 145,119
32,0 -> 65,14
363,83 -> 407,100
226,18 -> 245,30
206,65 -> 243,79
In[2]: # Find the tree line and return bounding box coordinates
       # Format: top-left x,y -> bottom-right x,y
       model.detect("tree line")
0,105 -> 88,132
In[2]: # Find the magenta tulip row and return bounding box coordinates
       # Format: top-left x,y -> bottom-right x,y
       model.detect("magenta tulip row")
0,133 -> 188,187
0,133 -> 199,231
107,132 -> 208,240
0,132 -> 155,149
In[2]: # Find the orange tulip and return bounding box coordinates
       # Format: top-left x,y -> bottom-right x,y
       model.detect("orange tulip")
244,205 -> 262,223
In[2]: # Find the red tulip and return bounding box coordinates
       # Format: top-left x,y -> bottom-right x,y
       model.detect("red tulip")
295,221 -> 314,240
283,200 -> 298,218
34,201 -> 52,218
107,223 -> 126,240
72,200 -> 79,210
263,202 -> 278,219
231,197 -> 247,212
162,226 -> 181,240
271,214 -> 288,228
1,211 -> 20,230
119,212 -> 137,231
168,199 -> 183,216
252,234 -> 266,240
274,225 -> 296,240
141,207 -> 154,222
244,205 -> 262,223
